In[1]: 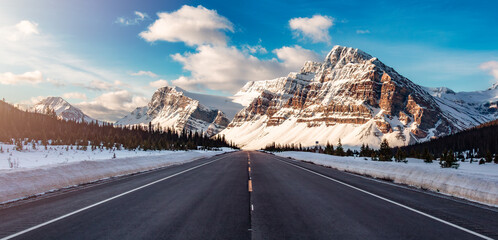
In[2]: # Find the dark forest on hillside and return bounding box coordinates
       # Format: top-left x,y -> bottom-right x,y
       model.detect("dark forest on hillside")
0,100 -> 235,151
400,119 -> 498,158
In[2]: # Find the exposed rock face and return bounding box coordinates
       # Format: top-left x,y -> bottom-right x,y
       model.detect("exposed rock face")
116,87 -> 230,136
220,46 -> 496,149
32,97 -> 97,123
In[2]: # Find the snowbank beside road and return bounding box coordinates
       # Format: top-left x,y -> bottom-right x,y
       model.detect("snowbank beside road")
274,151 -> 498,207
0,149 -> 234,204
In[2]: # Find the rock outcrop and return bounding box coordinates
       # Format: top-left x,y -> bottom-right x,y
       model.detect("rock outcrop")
220,46 -> 496,149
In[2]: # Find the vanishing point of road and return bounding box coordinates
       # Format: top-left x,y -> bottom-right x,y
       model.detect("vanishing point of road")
0,151 -> 496,240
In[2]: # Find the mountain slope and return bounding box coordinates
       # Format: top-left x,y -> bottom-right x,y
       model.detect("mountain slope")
32,97 -> 97,123
220,46 -> 496,149
116,87 -> 234,136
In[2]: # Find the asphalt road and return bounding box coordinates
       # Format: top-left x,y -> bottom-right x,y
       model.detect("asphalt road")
0,151 -> 496,240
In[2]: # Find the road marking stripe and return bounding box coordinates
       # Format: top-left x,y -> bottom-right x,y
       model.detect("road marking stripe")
251,204 -> 254,211
0,155 -> 228,240
248,180 -> 253,192
275,157 -> 493,240
248,166 -> 251,172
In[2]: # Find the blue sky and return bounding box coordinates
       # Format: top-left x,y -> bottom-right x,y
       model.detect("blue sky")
0,0 -> 497,121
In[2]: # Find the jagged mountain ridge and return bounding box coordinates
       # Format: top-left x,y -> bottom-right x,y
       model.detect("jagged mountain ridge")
115,86 -> 232,136
32,97 -> 97,123
220,46 -> 497,149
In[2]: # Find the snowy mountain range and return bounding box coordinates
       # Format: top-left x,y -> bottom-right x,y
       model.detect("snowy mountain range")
32,97 -> 97,123
219,46 -> 498,149
115,86 -> 243,136
20,45 -> 498,149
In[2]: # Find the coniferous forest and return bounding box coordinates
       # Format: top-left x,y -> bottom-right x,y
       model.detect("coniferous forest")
400,119 -> 498,159
0,100 -> 236,151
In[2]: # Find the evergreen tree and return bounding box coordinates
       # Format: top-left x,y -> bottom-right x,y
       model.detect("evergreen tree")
324,142 -> 334,155
335,139 -> 345,156
485,150 -> 492,163
423,148 -> 433,163
378,139 -> 392,161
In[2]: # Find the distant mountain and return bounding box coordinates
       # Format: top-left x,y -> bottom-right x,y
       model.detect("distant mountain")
32,97 -> 98,123
219,45 -> 497,149
116,86 -> 242,136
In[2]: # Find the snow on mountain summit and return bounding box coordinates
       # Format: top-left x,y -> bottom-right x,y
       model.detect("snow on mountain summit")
32,97 -> 97,123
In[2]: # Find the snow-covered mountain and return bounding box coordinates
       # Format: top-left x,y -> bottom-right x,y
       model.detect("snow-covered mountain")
32,97 -> 97,123
116,86 -> 241,136
220,45 -> 498,149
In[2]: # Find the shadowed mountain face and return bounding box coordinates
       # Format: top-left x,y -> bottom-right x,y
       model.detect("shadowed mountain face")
221,46 -> 496,149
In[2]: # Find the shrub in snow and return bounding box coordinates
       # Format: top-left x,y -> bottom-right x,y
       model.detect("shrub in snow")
479,159 -> 485,165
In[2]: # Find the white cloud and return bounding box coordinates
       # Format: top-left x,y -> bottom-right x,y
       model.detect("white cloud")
62,92 -> 87,100
16,20 -> 39,35
273,45 -> 322,70
242,44 -> 268,54
140,5 -> 233,46
76,90 -> 148,122
130,70 -> 158,78
171,45 -> 321,92
115,11 -> 149,26
356,29 -> 370,34
6,20 -> 39,41
0,70 -> 44,85
480,61 -> 498,81
149,79 -> 169,89
289,15 -> 333,43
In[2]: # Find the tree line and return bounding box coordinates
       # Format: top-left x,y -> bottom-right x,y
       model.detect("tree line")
0,100 -> 236,151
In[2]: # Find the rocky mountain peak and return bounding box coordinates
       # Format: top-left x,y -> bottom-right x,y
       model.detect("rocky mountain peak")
221,45 -> 495,149
117,86 -> 231,136
33,96 -> 96,123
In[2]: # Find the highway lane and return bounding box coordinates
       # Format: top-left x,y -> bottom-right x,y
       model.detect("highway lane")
249,151 -> 498,239
0,152 -> 251,240
0,150 -> 496,239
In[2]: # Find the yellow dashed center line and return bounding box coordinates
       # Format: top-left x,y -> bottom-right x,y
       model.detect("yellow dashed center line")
248,180 -> 253,192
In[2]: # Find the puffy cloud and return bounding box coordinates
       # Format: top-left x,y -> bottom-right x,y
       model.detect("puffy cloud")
115,11 -> 149,26
356,30 -> 370,34
130,70 -> 158,78
62,92 -> 87,100
0,70 -> 44,85
140,5 -> 233,46
149,79 -> 169,89
289,15 -> 333,43
76,90 -> 148,122
16,20 -> 39,35
480,61 -> 498,80
171,45 -> 321,92
7,20 -> 39,41
273,45 -> 322,70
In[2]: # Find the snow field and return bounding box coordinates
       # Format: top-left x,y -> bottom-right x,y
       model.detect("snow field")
0,145 -> 235,203
274,151 -> 498,207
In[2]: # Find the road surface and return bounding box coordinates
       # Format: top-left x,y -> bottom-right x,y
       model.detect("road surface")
0,151 -> 496,239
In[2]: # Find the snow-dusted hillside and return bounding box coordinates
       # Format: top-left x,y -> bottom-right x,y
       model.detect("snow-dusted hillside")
274,151 -> 498,206
116,86 -> 241,136
32,97 -> 98,123
426,86 -> 497,129
220,46 -> 498,149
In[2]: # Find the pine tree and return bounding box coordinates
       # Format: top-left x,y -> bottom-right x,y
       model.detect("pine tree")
423,148 -> 433,163
335,139 -> 345,156
324,142 -> 334,155
485,150 -> 492,163
378,139 -> 392,161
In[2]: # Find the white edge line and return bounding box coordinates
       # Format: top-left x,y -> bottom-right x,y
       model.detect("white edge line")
274,157 -> 493,240
1,155 -> 228,240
